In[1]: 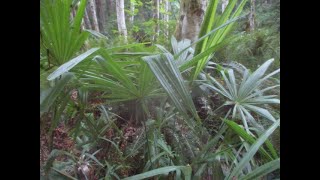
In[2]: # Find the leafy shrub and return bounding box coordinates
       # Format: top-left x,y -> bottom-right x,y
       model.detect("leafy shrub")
201,59 -> 280,133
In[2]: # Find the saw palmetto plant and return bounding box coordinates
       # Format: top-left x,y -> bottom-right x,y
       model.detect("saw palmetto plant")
40,0 -> 89,66
191,0 -> 249,80
43,148 -> 103,179
46,43 -> 165,123
201,59 -> 280,133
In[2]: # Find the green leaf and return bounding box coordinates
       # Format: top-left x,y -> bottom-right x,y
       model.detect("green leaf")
106,43 -> 150,52
49,92 -> 71,135
44,149 -> 76,174
52,168 -> 77,180
71,0 -> 87,35
47,48 -> 99,80
264,139 -> 279,159
85,29 -> 109,39
238,59 -> 275,99
202,58 -> 279,133
143,152 -> 167,171
226,120 -> 280,180
84,153 -> 104,167
198,124 -> 228,160
143,54 -> 201,132
224,120 -> 274,161
40,0 -> 89,65
41,73 -> 74,112
190,0 -> 249,80
243,104 -> 276,122
99,137 -> 123,158
194,163 -> 207,180
194,0 -> 219,55
122,166 -> 192,180
239,158 -> 280,180
180,37 -> 233,72
176,14 -> 247,60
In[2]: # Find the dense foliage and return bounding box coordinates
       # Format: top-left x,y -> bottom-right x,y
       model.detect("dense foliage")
40,0 -> 280,179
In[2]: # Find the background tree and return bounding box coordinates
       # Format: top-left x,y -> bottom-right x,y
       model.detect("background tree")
95,0 -> 107,33
129,0 -> 135,24
175,0 -> 207,42
163,0 -> 170,38
152,0 -> 160,41
107,0 -> 114,17
116,0 -> 128,43
84,8 -> 93,29
249,0 -> 256,31
88,0 -> 100,32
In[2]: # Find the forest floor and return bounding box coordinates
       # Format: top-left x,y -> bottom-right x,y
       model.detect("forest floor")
40,91 -> 234,178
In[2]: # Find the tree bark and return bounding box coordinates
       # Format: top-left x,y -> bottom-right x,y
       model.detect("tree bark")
130,0 -> 135,24
249,0 -> 256,31
164,0 -> 170,38
95,0 -> 107,33
152,0 -> 160,41
106,0 -> 114,17
174,0 -> 207,42
84,8 -> 92,30
88,0 -> 100,32
221,0 -> 229,12
116,0 -> 128,43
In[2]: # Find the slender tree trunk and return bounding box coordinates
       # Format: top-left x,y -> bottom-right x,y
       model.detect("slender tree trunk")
249,0 -> 255,31
88,0 -> 100,32
152,0 -> 160,41
164,0 -> 170,38
222,0 -> 229,12
95,0 -> 107,33
157,0 -> 160,35
130,0 -> 135,24
106,0 -> 114,17
116,0 -> 128,43
159,0 -> 163,20
84,8 -> 92,29
174,0 -> 207,42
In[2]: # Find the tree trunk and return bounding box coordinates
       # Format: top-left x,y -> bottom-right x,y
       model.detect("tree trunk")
152,0 -> 160,41
159,0 -> 163,20
84,9 -> 92,30
88,0 -> 100,32
106,0 -> 114,17
222,0 -> 229,12
95,0 -> 107,33
130,0 -> 135,24
116,0 -> 128,43
164,0 -> 170,38
174,0 -> 207,42
249,0 -> 255,31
